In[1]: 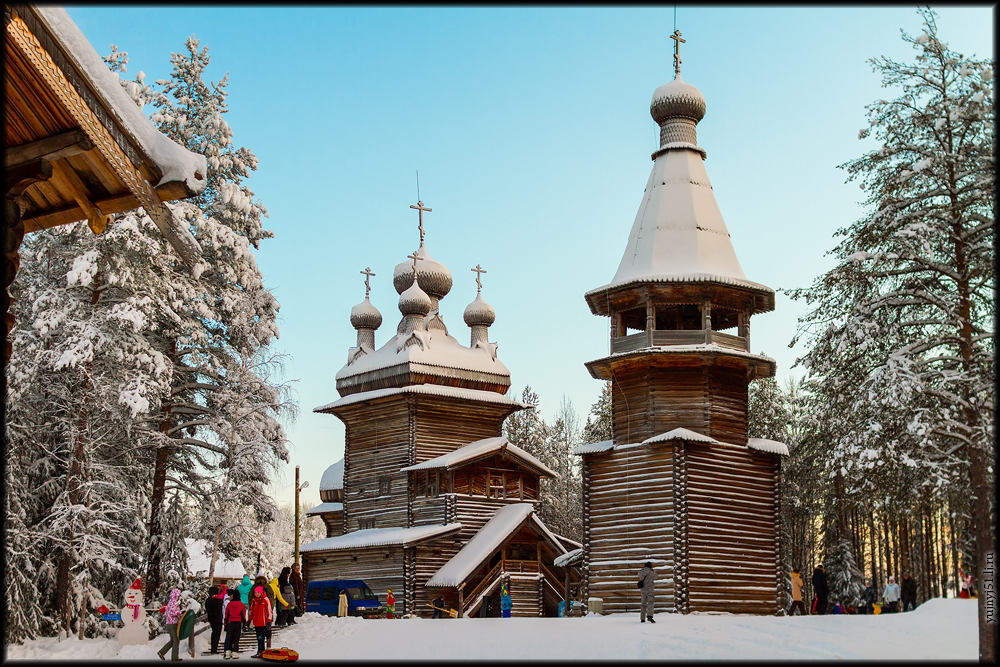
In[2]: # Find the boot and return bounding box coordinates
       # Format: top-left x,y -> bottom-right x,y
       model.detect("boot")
649,617 -> 655,623
223,650 -> 230,659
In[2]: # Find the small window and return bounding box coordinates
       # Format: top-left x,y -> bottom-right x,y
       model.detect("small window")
426,471 -> 439,498
359,518 -> 376,530
379,477 -> 391,495
321,587 -> 337,602
488,472 -> 504,499
307,587 -> 321,602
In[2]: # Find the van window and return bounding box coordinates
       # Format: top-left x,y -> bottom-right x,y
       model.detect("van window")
307,587 -> 321,602
321,587 -> 338,602
345,586 -> 377,601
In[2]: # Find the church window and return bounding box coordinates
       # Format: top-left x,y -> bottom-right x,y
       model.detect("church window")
488,472 -> 504,499
378,477 -> 391,495
426,471 -> 439,498
359,518 -> 376,530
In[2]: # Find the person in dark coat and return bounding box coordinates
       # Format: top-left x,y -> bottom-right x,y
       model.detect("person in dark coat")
811,564 -> 829,615
205,586 -> 224,655
290,563 -> 305,615
861,579 -> 877,615
901,574 -> 917,612
637,561 -> 656,623
431,595 -> 446,619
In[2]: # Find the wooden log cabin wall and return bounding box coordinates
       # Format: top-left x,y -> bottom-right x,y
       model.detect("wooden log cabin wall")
303,225 -> 573,617
577,60 -> 789,616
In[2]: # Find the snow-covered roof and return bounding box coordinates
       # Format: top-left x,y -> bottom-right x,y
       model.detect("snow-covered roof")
33,7 -> 207,194
553,548 -> 584,568
399,436 -> 557,477
587,344 -> 777,369
300,523 -> 461,553
747,438 -> 790,456
572,440 -> 615,455
334,327 -> 510,384
315,384 -> 530,413
426,505 -> 533,587
305,502 -> 343,516
320,459 -> 344,491
643,428 -> 718,445
586,115 -> 772,298
185,539 -> 246,579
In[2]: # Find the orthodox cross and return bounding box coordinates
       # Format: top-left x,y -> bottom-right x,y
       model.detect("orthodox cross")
407,251 -> 422,276
360,267 -> 375,298
670,29 -> 685,77
409,200 -> 432,246
471,264 -> 487,293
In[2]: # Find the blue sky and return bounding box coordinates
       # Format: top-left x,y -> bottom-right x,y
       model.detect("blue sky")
67,6 -> 993,510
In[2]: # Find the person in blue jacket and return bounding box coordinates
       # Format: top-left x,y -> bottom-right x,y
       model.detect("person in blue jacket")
237,574 -> 254,631
500,583 -> 512,618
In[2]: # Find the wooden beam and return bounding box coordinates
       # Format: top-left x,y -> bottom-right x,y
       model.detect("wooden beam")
50,160 -> 110,235
21,191 -> 138,232
5,129 -> 93,169
5,158 -> 53,198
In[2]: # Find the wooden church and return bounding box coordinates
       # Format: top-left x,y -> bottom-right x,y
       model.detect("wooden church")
302,209 -> 581,617
574,33 -> 789,616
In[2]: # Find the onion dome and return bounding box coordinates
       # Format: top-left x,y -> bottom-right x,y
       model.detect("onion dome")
650,75 -> 706,125
398,279 -> 432,317
463,292 -> 496,327
393,245 -> 453,300
350,296 -> 383,330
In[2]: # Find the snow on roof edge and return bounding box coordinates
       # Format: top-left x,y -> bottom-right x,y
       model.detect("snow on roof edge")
572,440 -> 615,455
426,505 -> 533,587
747,437 -> 790,456
314,384 -> 529,413
319,459 -> 344,491
585,273 -> 775,298
643,427 -> 718,445
32,7 -> 207,194
305,502 -> 343,516
400,436 -> 557,477
300,523 -> 461,552
553,547 -> 584,568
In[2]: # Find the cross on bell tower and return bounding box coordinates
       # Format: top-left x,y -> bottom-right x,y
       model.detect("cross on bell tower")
471,264 -> 487,293
670,29 -> 685,78
410,200 -> 432,246
361,267 -> 375,297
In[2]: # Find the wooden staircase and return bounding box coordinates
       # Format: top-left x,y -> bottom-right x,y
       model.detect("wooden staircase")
199,622 -> 293,656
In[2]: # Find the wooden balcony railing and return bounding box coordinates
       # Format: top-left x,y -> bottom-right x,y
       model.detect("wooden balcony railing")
611,329 -> 747,354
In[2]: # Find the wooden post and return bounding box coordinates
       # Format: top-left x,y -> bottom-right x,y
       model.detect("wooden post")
458,583 -> 464,618
702,300 -> 712,344
295,466 -> 301,566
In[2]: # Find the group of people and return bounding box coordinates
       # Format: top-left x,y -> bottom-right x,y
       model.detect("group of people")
787,564 -> 921,616
203,562 -> 306,660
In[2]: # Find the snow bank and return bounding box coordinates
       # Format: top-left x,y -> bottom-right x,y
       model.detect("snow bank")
6,599 -> 978,660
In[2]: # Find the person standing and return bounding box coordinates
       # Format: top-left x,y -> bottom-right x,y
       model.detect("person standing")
883,576 -> 901,613
637,561 -> 656,623
236,575 -> 253,631
386,589 -> 396,619
205,586 -> 224,655
223,588 -> 245,660
500,583 -> 512,618
267,575 -> 288,630
811,564 -> 829,615
290,563 -> 305,616
788,568 -> 807,616
249,585 -> 273,659
338,589 -> 349,618
901,574 -> 917,612
861,579 -> 877,615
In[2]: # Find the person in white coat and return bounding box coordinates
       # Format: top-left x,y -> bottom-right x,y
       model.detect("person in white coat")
882,576 -> 901,613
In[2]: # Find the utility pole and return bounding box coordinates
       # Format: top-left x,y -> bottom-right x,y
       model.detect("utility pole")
294,466 -> 309,566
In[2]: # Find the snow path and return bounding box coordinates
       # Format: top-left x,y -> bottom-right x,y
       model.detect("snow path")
5,598 -> 977,660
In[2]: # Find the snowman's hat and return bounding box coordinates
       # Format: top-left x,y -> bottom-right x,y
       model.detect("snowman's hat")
129,578 -> 142,591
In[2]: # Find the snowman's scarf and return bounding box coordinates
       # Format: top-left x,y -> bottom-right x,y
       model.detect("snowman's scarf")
126,602 -> 141,621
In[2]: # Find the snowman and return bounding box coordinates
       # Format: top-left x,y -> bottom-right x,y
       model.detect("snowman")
117,577 -> 149,646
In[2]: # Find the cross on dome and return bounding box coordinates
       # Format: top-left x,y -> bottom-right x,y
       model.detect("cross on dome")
471,264 -> 487,293
407,250 -> 422,275
670,29 -> 685,77
409,200 -> 432,246
361,267 -> 375,297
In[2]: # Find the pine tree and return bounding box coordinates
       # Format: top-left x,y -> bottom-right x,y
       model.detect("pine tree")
581,382 -> 612,444
825,539 -> 865,609
788,9 -> 993,656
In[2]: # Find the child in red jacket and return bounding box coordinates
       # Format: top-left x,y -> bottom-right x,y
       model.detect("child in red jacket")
249,585 -> 273,658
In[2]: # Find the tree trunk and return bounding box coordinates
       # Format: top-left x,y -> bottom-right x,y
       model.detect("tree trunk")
949,502 -> 960,598
145,338 -> 178,602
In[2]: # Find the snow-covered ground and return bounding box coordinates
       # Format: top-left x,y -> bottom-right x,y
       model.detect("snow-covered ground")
5,598 -> 978,661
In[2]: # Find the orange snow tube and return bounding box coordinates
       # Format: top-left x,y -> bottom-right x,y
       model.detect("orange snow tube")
261,647 -> 299,661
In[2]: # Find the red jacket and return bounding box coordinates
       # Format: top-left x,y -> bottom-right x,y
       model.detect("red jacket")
224,600 -> 246,625
249,595 -> 273,627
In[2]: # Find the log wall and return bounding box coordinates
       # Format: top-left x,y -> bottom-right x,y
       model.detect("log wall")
583,443 -> 676,615
302,545 -> 406,610
685,442 -> 780,614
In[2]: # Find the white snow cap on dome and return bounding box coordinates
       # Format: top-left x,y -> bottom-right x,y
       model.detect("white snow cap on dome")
650,74 -> 706,123
320,459 -> 344,491
398,278 -> 432,316
463,292 -> 496,327
394,245 -> 453,299
747,438 -> 789,456
642,427 -> 718,445
350,296 -> 382,329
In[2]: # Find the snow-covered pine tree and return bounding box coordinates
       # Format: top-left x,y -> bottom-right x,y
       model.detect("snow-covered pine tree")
581,381 -> 612,444
747,373 -> 788,443
788,9 -> 993,656
825,538 -> 865,609
137,36 -> 291,599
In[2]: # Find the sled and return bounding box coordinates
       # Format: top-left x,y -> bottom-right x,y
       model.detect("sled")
176,609 -> 197,640
426,603 -> 458,618
261,647 -> 299,662
872,602 -> 882,615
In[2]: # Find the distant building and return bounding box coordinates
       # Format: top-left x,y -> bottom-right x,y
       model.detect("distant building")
302,212 -> 580,617
576,36 -> 789,615
185,539 -> 246,588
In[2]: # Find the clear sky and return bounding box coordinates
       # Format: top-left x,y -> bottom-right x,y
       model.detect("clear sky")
66,5 -> 993,511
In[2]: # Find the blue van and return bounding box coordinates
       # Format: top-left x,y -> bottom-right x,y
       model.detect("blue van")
305,579 -> 383,617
